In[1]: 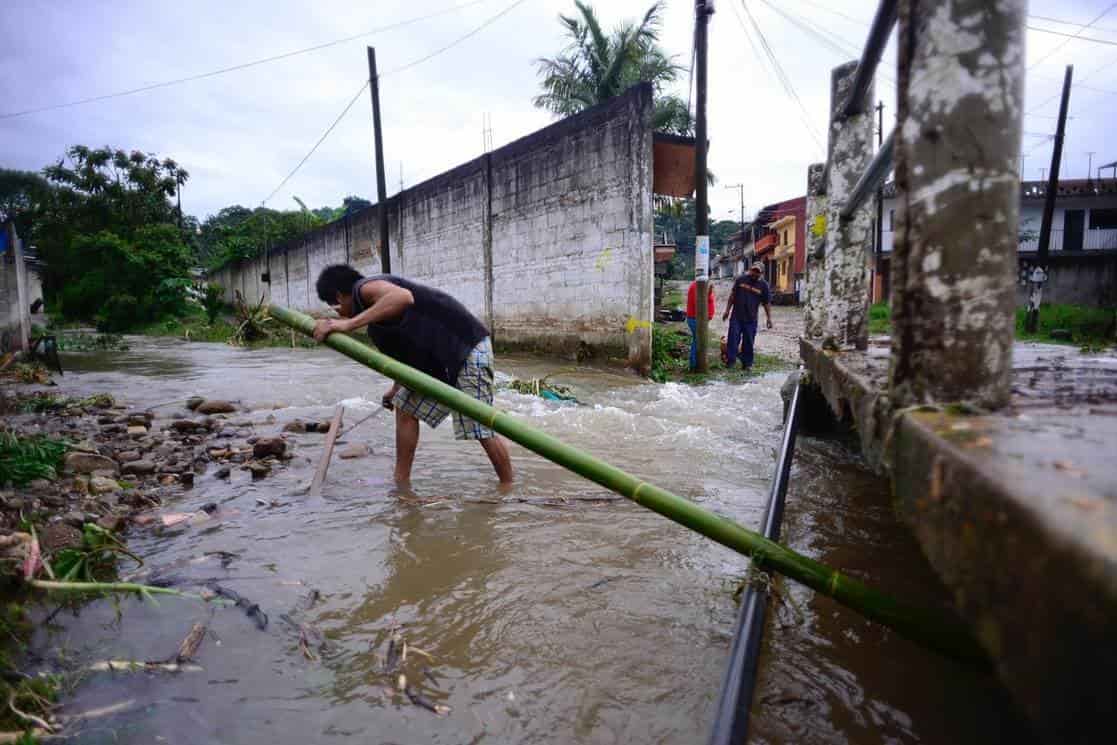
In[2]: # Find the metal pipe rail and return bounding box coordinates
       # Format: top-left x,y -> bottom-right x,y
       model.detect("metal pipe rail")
840,127 -> 895,221
841,0 -> 898,117
268,304 -> 988,667
707,373 -> 804,745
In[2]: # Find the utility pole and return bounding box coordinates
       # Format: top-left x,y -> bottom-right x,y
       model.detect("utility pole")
725,184 -> 745,230
725,183 -> 745,275
1087,151 -> 1095,181
367,47 -> 391,274
1027,64 -> 1073,334
693,0 -> 713,373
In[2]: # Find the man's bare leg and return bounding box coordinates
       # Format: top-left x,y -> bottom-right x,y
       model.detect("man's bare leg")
479,436 -> 513,485
394,409 -> 420,486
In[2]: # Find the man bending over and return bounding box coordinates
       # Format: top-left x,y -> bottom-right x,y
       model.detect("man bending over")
312,265 -> 513,487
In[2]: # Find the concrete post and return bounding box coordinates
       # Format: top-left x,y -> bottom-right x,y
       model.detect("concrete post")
890,0 -> 1025,409
12,226 -> 29,352
822,61 -> 876,350
803,163 -> 828,340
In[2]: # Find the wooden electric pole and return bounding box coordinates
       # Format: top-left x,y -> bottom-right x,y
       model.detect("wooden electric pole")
367,47 -> 391,274
694,0 -> 713,372
1026,64 -> 1073,333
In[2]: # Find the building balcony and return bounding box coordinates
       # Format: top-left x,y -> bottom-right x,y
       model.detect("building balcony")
754,233 -> 778,255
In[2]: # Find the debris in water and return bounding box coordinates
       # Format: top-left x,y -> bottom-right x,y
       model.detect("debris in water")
405,685 -> 451,716
279,613 -> 330,661
86,660 -> 203,673
505,376 -> 578,403
397,673 -> 407,692
207,584 -> 268,630
383,628 -> 403,673
173,622 -> 207,663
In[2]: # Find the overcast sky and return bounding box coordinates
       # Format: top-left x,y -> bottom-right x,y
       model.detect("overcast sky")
3,0 -> 1115,226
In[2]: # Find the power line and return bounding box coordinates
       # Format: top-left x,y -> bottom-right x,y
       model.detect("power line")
1026,48 -> 1117,115
261,82 -> 370,207
1028,2 -> 1117,70
0,0 -> 490,121
735,0 -> 826,155
1028,23 -> 1117,47
788,0 -> 868,29
1029,13 -> 1117,35
757,0 -> 897,89
260,0 -> 530,206
380,0 -> 529,77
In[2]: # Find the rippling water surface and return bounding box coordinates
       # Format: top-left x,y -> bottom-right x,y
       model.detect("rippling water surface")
32,337 -> 1032,743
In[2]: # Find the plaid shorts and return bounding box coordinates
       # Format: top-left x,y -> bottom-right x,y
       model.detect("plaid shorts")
392,337 -> 495,440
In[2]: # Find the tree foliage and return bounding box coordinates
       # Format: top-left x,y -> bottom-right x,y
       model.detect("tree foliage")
196,205 -> 325,270
534,1 -> 692,135
655,198 -> 739,278
0,168 -> 51,239
30,146 -> 194,329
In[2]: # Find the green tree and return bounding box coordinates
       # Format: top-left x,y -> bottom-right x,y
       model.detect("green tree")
197,205 -> 324,271
32,145 -> 194,327
0,168 -> 52,239
534,1 -> 692,135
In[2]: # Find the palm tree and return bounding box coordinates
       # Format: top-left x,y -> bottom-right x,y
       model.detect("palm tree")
534,1 -> 693,135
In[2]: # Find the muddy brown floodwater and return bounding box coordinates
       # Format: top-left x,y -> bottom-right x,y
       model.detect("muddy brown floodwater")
31,337 -> 1035,743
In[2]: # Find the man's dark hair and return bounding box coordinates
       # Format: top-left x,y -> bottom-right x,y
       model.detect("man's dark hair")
316,264 -> 363,303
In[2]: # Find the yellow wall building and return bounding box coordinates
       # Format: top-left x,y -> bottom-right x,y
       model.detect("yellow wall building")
769,214 -> 797,293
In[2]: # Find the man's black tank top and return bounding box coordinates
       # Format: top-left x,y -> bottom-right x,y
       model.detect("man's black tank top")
351,274 -> 489,385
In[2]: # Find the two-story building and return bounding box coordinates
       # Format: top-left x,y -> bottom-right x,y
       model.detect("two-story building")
712,196 -> 806,303
876,176 -> 1117,306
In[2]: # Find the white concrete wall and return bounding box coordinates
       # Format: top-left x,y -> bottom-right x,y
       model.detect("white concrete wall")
1,225 -> 31,352
212,85 -> 656,366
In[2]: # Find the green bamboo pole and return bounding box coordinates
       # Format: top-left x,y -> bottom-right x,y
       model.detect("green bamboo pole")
269,304 -> 989,669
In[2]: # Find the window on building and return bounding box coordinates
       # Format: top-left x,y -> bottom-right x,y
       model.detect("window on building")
888,209 -> 895,231
1089,208 -> 1117,230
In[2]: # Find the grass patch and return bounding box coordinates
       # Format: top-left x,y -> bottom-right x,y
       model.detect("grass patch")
1015,304 -> 1115,348
650,325 -> 788,383
863,302 -> 1113,349
662,289 -> 684,307
0,431 -> 69,487
135,307 -> 317,348
869,301 -> 891,335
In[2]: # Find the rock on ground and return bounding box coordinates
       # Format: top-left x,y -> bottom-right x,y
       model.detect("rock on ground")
339,443 -> 369,459
90,476 -> 121,495
196,400 -> 237,415
253,437 -> 287,459
64,451 -> 119,474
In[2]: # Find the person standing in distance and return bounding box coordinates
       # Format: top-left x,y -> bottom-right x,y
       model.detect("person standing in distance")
722,262 -> 773,370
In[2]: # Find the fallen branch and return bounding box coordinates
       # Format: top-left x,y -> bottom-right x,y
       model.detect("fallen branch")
0,729 -> 49,743
29,579 -> 200,601
308,405 -> 344,497
7,690 -> 55,733
86,660 -> 203,674
173,622 -> 207,663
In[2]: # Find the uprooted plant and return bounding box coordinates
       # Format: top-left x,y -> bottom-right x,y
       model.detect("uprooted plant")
43,524 -> 143,584
230,291 -> 272,345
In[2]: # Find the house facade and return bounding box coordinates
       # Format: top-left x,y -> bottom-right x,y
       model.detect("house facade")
876,177 -> 1117,305
710,195 -> 807,304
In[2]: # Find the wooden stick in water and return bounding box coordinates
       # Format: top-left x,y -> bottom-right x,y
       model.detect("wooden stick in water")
309,405 -> 344,497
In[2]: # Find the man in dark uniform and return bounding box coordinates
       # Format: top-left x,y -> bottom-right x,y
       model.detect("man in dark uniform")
312,264 -> 513,487
722,262 -> 773,370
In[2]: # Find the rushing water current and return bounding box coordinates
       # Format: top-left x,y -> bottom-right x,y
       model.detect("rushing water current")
31,337 -> 1032,744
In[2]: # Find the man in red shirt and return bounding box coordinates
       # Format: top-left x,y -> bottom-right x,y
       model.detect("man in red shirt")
686,280 -> 715,371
